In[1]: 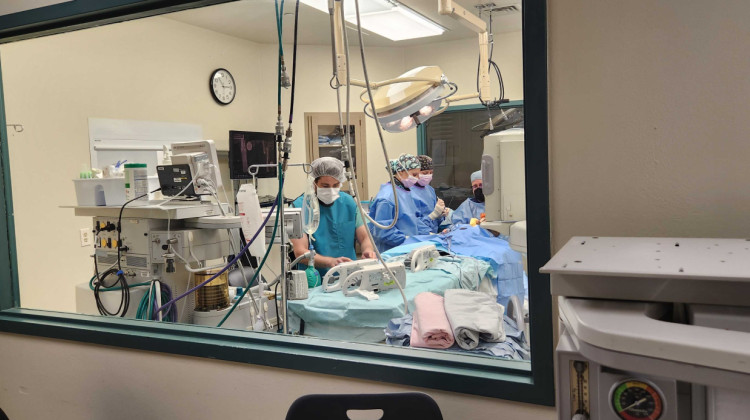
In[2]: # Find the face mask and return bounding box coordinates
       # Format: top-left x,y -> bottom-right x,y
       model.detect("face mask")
401,175 -> 418,189
417,174 -> 433,187
473,187 -> 485,203
316,187 -> 340,205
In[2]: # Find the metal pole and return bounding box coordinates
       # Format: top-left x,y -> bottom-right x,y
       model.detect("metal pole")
248,163 -> 310,334
279,163 -> 288,334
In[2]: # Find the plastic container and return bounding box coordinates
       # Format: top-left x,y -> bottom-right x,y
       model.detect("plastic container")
74,176 -> 159,207
192,299 -> 252,330
236,183 -> 266,256
301,176 -> 320,236
124,163 -> 149,206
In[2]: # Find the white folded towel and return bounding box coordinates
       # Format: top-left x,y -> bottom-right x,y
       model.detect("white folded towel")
444,289 -> 506,350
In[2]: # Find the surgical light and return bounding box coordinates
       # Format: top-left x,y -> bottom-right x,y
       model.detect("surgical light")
362,66 -> 454,133
419,105 -> 433,116
302,0 -> 445,41
329,0 -> 493,132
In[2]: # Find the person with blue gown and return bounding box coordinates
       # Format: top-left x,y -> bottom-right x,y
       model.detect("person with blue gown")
368,153 -> 422,251
411,155 -> 448,234
291,157 -> 375,277
449,170 -> 486,225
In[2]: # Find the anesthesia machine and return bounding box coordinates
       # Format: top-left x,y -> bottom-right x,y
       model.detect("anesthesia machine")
543,237 -> 750,420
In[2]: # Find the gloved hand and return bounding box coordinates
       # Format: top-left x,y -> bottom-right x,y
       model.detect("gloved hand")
429,199 -> 445,220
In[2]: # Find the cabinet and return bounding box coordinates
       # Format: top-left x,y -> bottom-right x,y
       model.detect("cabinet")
304,112 -> 368,199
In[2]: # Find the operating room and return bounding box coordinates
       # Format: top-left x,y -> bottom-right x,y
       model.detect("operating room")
1,0 -> 529,356
2,1 -> 750,419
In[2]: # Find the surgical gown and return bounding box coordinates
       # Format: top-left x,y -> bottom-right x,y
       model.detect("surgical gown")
292,192 -> 363,277
450,198 -> 485,225
411,184 -> 442,234
368,182 -> 420,251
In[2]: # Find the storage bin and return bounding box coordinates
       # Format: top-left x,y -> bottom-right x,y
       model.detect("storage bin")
73,176 -> 159,206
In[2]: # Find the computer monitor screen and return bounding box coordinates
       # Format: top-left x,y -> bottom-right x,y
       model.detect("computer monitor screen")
229,131 -> 277,179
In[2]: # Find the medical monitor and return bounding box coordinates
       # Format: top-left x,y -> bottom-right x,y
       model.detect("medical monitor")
170,139 -> 223,190
228,131 -> 277,180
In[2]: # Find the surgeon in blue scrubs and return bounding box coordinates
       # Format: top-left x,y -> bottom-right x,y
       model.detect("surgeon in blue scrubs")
412,155 -> 447,234
449,170 -> 486,225
291,157 -> 375,276
368,153 -> 422,251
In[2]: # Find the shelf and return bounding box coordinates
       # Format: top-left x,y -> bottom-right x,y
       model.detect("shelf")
61,202 -> 230,219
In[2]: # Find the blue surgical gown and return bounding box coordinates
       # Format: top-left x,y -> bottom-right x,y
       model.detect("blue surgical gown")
411,184 -> 442,234
368,183 -> 420,251
292,192 -> 362,277
450,198 -> 485,225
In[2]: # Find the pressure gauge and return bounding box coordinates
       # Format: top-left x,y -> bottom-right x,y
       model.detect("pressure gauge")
610,379 -> 664,420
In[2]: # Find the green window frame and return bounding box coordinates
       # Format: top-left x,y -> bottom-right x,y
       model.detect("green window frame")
0,0 -> 552,405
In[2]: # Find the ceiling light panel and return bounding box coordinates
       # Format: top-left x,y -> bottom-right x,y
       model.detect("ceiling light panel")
301,0 -> 444,41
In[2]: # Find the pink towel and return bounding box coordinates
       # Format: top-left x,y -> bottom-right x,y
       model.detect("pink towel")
410,292 -> 455,349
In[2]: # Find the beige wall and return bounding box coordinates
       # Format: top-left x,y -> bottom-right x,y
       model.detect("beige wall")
548,0 -> 750,250
0,332 -> 554,419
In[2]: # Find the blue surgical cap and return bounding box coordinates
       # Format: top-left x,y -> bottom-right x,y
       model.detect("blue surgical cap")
470,170 -> 482,182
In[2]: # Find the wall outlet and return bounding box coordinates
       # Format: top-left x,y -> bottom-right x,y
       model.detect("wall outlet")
80,228 -> 93,247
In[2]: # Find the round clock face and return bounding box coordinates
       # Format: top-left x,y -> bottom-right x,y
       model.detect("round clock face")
210,68 -> 236,105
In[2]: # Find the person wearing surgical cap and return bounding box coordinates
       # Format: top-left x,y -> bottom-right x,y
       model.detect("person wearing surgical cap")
291,157 -> 375,277
367,153 -> 423,251
411,155 -> 448,234
448,170 -> 486,226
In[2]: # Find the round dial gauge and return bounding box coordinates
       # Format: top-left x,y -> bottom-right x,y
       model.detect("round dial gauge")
610,379 -> 664,420
210,68 -> 236,105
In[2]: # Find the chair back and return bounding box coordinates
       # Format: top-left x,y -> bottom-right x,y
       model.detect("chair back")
285,392 -> 443,420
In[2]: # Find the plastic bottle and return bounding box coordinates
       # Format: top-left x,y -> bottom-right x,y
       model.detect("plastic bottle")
236,183 -> 266,257
124,163 -> 149,206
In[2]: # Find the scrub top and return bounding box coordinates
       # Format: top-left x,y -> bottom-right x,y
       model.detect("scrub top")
292,192 -> 363,276
411,184 -> 442,234
368,182 -> 420,251
450,198 -> 486,225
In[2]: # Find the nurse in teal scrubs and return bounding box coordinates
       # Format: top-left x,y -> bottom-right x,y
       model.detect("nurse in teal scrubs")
291,157 -> 375,277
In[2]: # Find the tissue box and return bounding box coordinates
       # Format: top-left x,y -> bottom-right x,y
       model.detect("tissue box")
73,176 -> 159,206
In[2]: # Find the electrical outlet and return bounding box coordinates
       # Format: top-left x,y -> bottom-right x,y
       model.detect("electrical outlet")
80,228 -> 93,247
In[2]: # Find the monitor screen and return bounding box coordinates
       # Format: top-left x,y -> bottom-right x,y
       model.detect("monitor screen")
228,131 -> 277,179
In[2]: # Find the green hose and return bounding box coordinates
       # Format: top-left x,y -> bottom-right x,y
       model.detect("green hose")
135,281 -> 176,322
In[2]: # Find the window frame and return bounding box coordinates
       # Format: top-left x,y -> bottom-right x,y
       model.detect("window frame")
0,0 -> 552,405
416,101 -> 524,155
